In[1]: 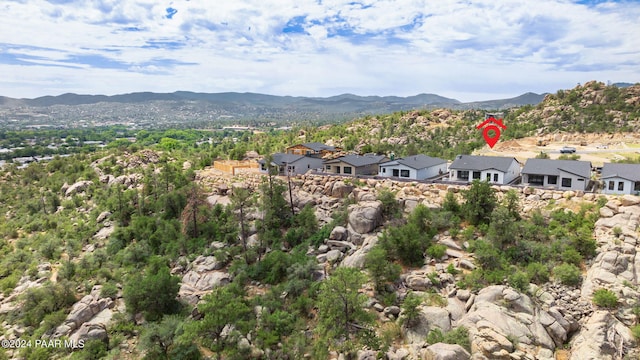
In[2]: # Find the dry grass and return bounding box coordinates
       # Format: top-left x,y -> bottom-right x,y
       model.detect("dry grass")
555,349 -> 571,360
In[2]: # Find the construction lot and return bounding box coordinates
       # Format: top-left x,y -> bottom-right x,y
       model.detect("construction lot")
475,133 -> 640,166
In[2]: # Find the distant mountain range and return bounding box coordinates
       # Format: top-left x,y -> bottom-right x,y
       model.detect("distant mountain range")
0,91 -> 550,128
0,90 -> 545,110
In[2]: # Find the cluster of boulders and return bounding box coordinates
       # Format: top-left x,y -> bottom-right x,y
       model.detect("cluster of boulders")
175,253 -> 230,305
114,149 -> 160,169
52,285 -> 117,346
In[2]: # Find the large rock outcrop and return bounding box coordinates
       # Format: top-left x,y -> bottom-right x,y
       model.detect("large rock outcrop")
64,180 -> 93,197
53,286 -> 115,339
570,202 -> 640,359
347,201 -> 383,236
178,255 -> 230,305
402,306 -> 451,344
570,311 -> 636,360
458,285 -> 578,359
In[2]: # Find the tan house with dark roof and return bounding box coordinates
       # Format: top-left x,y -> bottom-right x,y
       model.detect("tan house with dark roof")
285,142 -> 340,157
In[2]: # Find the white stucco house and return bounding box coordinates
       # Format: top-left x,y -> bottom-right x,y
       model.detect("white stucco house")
601,163 -> 640,195
378,154 -> 447,180
521,159 -> 592,191
258,153 -> 324,175
448,155 -> 521,185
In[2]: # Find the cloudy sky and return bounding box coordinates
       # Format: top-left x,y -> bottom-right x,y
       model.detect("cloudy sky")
1,0 -> 639,102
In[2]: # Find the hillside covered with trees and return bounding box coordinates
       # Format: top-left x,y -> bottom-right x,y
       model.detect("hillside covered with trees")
0,81 -> 639,359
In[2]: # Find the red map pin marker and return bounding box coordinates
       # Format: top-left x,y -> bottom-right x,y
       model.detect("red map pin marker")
476,116 -> 506,149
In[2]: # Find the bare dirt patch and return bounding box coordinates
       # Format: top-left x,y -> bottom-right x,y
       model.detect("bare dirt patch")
475,132 -> 640,166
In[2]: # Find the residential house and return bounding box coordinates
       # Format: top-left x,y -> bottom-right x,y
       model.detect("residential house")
449,155 -> 520,184
601,163 -> 640,195
323,154 -> 388,176
285,142 -> 340,157
521,159 -> 592,191
258,153 -> 323,175
378,154 -> 447,180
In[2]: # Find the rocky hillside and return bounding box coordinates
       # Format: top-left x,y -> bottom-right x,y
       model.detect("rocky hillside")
0,82 -> 639,360
199,171 -> 640,359
0,150 -> 640,359
511,80 -> 640,134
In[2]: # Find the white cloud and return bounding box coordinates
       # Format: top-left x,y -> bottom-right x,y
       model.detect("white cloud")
0,0 -> 638,101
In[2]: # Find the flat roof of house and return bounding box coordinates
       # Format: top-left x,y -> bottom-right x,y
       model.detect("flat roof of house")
380,154 -> 446,169
449,155 -> 519,172
601,163 -> 640,182
324,154 -> 387,167
522,159 -> 591,178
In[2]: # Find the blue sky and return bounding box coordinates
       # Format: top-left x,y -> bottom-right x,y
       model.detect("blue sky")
0,0 -> 638,102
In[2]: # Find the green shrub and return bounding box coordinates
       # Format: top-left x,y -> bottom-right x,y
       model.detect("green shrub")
100,283 -> 119,299
123,257 -> 181,321
561,246 -> 583,266
365,246 -> 401,292
508,271 -> 530,292
426,328 -> 444,344
612,226 -> 622,237
457,269 -> 485,291
426,244 -> 447,260
0,272 -> 20,296
442,192 -> 460,214
443,326 -> 471,352
462,180 -> 497,226
309,223 -> 332,248
248,250 -> 305,285
631,324 -> 640,340
401,293 -> 422,326
525,262 -> 549,284
75,339 -> 108,360
379,221 -> 432,267
553,263 -> 582,286
592,288 -> 618,308
424,292 -> 447,307
378,189 -> 400,219
446,263 -> 459,275
426,326 -> 471,352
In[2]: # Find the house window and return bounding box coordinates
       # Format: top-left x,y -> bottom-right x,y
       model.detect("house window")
393,169 -> 399,177
400,170 -> 410,178
325,165 -> 331,171
457,171 -> 469,180
608,181 -> 614,190
382,168 -> 386,173
486,173 -> 491,181
336,167 -> 340,174
493,174 -> 499,182
472,171 -> 481,179
548,176 -> 557,185
561,178 -> 572,187
343,166 -> 352,174
634,182 -> 640,192
618,182 -> 624,191
528,175 -> 544,186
